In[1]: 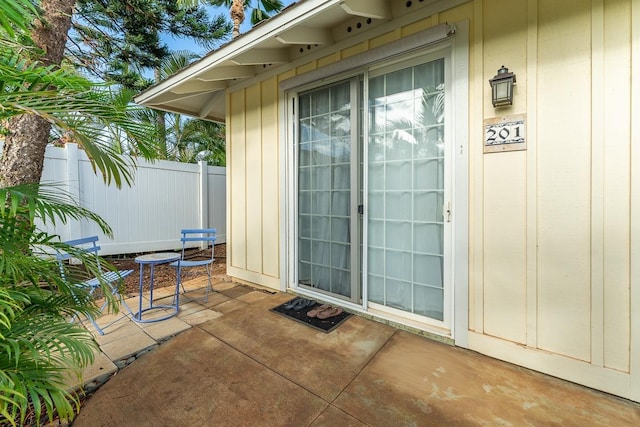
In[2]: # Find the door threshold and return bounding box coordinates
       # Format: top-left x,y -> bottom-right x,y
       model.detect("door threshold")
287,287 -> 454,345
365,307 -> 454,346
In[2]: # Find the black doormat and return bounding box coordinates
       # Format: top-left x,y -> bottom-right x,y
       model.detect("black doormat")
270,298 -> 352,333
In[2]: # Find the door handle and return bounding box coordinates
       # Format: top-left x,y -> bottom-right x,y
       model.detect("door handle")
444,202 -> 451,222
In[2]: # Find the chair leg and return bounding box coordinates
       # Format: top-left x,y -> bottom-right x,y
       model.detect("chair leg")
87,316 -> 106,335
69,312 -> 105,335
69,287 -> 106,335
116,291 -> 134,316
86,298 -> 108,336
106,281 -> 134,316
178,265 -> 188,296
83,287 -> 133,336
203,265 -> 213,303
173,264 -> 214,303
172,266 -> 181,306
100,294 -> 132,335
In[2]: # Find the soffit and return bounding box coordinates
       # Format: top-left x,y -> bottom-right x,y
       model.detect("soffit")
134,0 -> 449,122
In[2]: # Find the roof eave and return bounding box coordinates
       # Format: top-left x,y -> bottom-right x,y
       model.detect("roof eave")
135,0 -> 342,107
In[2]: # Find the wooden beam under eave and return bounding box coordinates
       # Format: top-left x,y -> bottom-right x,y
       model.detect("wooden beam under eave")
230,48 -> 290,65
170,80 -> 227,95
275,27 -> 333,45
339,0 -> 391,20
196,65 -> 255,81
199,91 -> 225,119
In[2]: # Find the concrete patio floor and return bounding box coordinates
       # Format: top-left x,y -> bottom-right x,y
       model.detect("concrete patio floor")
69,278 -> 640,426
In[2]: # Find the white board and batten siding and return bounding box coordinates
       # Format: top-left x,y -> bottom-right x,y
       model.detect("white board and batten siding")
39,143 -> 226,256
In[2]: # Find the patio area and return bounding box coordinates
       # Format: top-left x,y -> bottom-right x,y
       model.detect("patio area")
68,277 -> 640,426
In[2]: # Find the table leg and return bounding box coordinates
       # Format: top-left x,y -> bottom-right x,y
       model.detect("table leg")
137,264 -> 144,321
133,256 -> 179,323
149,264 -> 155,307
175,264 -> 181,308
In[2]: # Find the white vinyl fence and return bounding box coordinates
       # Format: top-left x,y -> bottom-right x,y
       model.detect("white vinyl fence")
39,143 -> 226,256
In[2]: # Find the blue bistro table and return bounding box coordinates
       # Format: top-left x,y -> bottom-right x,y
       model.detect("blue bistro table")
133,252 -> 181,323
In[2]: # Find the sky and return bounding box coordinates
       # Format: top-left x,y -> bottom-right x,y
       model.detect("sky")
164,0 -> 298,55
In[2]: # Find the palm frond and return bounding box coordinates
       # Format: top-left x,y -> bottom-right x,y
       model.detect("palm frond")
158,50 -> 198,80
0,53 -> 91,93
0,184 -> 111,232
1,88 -> 157,188
0,306 -> 94,425
0,0 -> 37,36
0,182 -> 120,425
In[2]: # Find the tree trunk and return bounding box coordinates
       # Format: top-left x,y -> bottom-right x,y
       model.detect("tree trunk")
231,0 -> 245,38
0,0 -> 76,188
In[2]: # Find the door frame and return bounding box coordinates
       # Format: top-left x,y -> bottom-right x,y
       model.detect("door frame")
281,22 -> 469,346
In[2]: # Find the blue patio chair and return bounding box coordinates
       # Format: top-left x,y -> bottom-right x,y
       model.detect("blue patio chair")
170,228 -> 217,303
56,236 -> 133,335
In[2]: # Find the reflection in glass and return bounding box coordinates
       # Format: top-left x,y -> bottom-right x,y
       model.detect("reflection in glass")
367,58 -> 445,321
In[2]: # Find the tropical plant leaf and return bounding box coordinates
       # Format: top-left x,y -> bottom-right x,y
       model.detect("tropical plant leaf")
0,3 -> 149,425
0,182 -> 122,425
0,0 -> 37,36
0,75 -> 157,187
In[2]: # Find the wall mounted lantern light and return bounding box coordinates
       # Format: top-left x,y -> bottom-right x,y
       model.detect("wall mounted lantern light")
489,65 -> 516,107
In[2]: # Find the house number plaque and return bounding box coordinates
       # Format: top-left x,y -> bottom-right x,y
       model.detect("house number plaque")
483,114 -> 526,153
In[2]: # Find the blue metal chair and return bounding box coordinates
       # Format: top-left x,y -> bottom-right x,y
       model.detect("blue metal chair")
170,228 -> 217,303
56,236 -> 133,335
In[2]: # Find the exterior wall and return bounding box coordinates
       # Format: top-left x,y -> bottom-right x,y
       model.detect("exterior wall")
226,77 -> 281,288
224,0 -> 640,401
467,0 -> 639,402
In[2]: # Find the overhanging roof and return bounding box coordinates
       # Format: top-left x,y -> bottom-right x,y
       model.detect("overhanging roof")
134,0 -> 448,122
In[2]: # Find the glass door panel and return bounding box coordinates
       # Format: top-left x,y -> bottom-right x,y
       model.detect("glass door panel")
367,58 -> 446,321
298,81 -> 353,298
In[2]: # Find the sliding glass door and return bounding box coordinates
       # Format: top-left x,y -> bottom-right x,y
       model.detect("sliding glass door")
297,80 -> 359,300
295,54 -> 449,324
367,58 -> 447,321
